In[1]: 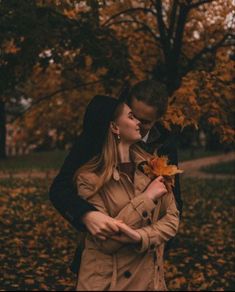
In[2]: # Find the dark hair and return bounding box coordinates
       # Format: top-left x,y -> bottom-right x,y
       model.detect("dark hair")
127,80 -> 169,117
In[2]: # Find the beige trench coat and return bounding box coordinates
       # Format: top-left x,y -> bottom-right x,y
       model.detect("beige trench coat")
76,149 -> 180,291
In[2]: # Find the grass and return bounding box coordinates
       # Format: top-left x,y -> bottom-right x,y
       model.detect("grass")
178,148 -> 223,162
201,160 -> 235,175
0,176 -> 234,291
0,148 -> 225,172
0,150 -> 67,172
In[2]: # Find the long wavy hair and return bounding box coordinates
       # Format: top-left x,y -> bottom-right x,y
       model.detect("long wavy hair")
74,103 -> 151,194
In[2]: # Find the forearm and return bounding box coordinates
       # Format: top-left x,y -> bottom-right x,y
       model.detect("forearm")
93,193 -> 157,254
135,193 -> 180,253
115,193 -> 156,227
49,178 -> 97,231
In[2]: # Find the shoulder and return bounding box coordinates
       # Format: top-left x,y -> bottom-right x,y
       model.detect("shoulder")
76,172 -> 99,198
153,122 -> 171,141
77,171 -> 99,183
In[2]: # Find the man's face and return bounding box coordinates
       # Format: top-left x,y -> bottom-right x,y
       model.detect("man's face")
130,97 -> 158,138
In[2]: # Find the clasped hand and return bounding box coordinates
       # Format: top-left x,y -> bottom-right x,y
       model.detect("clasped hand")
82,211 -> 140,242
111,220 -> 141,243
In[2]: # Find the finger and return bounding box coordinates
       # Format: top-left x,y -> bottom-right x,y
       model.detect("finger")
96,235 -> 107,241
106,221 -> 120,233
111,235 -> 123,240
115,219 -> 123,223
96,222 -> 118,235
111,235 -> 129,243
117,224 -> 136,239
157,176 -> 164,182
97,228 -> 118,237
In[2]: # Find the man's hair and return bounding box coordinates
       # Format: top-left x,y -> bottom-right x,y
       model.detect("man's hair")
127,80 -> 169,117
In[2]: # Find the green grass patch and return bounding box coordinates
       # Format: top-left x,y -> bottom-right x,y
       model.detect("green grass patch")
0,148 -> 225,172
201,160 -> 235,175
0,150 -> 67,171
178,148 -> 223,162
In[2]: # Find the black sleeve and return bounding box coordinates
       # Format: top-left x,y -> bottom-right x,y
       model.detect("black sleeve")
49,139 -> 97,232
157,132 -> 183,219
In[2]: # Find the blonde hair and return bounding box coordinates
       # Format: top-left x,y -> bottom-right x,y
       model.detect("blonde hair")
75,127 -> 118,193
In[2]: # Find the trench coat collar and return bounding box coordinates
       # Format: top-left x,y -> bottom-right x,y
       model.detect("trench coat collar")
112,148 -> 148,181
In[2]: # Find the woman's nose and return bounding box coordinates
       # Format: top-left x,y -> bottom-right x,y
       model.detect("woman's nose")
135,118 -> 141,126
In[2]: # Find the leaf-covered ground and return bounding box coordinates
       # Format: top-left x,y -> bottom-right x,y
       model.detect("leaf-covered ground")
0,177 -> 234,291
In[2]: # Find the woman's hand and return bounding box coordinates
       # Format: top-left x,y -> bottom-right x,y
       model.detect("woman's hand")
82,211 -> 120,240
111,221 -> 141,243
143,176 -> 168,202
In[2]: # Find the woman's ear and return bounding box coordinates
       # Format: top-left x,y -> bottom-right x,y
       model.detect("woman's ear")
110,121 -> 120,135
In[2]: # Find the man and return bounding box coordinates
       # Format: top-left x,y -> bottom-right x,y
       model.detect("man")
127,80 -> 182,216
49,80 -> 183,273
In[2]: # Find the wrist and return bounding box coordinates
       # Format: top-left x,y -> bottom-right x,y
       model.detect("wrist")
81,210 -> 96,224
135,230 -> 142,244
143,190 -> 156,203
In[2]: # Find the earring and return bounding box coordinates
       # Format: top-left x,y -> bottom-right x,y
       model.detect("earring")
117,134 -> 121,142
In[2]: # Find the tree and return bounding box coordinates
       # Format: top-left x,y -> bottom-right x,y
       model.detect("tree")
100,0 -> 235,143
0,0 -> 130,158
1,0 -> 234,158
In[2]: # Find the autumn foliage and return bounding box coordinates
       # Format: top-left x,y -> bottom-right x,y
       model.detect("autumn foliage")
143,155 -> 183,191
1,176 -> 234,290
0,0 -> 234,155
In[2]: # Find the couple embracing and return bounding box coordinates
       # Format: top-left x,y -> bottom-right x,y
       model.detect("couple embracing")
49,80 -> 183,291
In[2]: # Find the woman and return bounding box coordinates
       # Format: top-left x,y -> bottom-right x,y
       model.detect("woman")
75,95 -> 180,291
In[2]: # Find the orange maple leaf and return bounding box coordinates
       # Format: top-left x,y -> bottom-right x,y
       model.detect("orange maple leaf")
143,156 -> 183,190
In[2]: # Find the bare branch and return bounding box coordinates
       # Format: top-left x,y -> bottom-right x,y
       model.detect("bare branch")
101,7 -> 157,28
107,18 -> 160,42
155,0 -> 171,58
185,34 -> 234,72
172,4 -> 189,60
105,19 -> 139,27
13,79 -> 105,122
168,0 -> 179,39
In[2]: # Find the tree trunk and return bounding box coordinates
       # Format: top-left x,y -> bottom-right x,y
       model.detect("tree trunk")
166,59 -> 180,94
0,100 -> 6,159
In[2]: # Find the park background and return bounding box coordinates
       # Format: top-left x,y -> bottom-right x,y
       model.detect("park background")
0,0 -> 234,291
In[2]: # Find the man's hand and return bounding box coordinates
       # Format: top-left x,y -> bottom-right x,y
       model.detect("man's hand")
111,221 -> 141,243
82,211 -> 120,240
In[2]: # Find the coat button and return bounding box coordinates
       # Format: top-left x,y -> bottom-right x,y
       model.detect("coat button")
142,211 -> 148,218
147,218 -> 152,225
150,244 -> 155,250
153,253 -> 157,261
124,270 -> 132,278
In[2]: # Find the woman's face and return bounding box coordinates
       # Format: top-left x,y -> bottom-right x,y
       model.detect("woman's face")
112,104 -> 141,144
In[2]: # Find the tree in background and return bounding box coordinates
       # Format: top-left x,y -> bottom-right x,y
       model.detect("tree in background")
0,0 -> 234,158
101,0 -> 234,145
0,0 -> 130,157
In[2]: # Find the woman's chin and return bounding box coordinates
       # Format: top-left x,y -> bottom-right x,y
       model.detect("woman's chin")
137,133 -> 142,140
125,134 -> 142,144
133,135 -> 142,143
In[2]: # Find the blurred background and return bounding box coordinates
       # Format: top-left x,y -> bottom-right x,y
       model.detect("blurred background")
0,0 -> 234,291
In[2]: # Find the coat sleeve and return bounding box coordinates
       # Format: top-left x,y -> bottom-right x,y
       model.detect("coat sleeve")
49,139 -> 97,232
134,191 -> 180,253
77,174 -> 157,254
157,129 -> 183,219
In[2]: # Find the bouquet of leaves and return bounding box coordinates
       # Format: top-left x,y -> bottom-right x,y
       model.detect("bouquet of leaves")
142,156 -> 183,192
